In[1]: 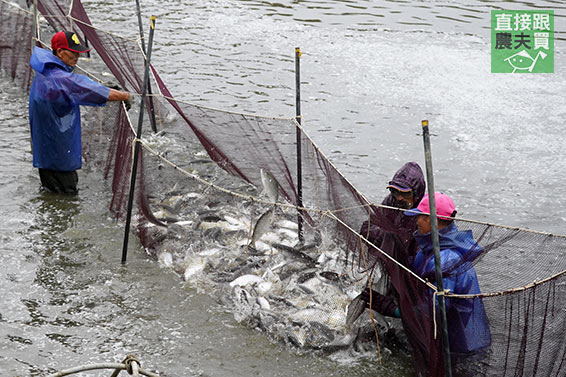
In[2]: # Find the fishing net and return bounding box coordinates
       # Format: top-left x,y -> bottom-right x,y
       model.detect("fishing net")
0,0 -> 34,89
2,0 -> 566,376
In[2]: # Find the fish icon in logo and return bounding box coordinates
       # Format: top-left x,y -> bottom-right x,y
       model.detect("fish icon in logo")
504,50 -> 547,73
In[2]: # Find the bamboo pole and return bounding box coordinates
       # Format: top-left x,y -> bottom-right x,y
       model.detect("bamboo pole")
121,16 -> 157,264
295,47 -> 304,243
421,119 -> 452,377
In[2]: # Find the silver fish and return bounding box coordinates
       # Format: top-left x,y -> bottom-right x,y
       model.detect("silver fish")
322,331 -> 357,351
250,208 -> 274,247
229,274 -> 264,288
260,168 -> 279,203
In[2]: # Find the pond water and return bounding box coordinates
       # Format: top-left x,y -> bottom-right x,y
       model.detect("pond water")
1,0 -> 565,375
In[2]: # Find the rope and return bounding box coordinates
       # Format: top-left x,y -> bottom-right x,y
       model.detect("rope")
66,15 -> 139,44
159,94 -> 297,121
446,270 -> 566,299
0,0 -> 31,14
432,289 -> 450,340
376,203 -> 566,239
358,236 -> 382,364
45,360 -> 161,377
140,140 -> 308,211
325,211 -> 429,286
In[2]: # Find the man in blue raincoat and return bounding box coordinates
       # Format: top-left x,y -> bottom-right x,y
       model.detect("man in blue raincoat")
29,31 -> 131,193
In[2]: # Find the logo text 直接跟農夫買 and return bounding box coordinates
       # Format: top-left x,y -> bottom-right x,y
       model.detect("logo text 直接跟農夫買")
491,10 -> 554,73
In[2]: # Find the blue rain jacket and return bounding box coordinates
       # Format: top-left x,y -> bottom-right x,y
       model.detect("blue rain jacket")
29,46 -> 110,171
412,222 -> 491,354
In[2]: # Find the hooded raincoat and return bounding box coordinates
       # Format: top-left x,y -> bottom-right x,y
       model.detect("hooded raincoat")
360,162 -> 426,264
412,222 -> 491,355
29,46 -> 110,171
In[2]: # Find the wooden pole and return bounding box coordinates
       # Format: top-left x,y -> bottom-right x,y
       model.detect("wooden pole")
421,119 -> 452,376
135,0 -> 158,133
295,47 -> 304,243
121,16 -> 157,264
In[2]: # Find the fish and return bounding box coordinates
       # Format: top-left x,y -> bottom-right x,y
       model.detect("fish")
308,321 -> 335,343
345,293 -> 367,327
270,242 -> 317,267
276,219 -> 298,231
250,208 -> 275,247
289,307 -> 345,329
286,321 -> 335,348
229,274 -> 264,288
158,251 -> 173,268
256,296 -> 271,310
319,271 -> 341,282
183,257 -> 207,281
321,331 -> 358,351
260,168 -> 279,203
287,326 -> 308,347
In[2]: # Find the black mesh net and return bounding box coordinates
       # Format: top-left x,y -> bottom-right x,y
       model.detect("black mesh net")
3,0 -> 566,376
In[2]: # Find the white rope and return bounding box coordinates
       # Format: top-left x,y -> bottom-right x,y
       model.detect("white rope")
140,140 -> 294,209
66,15 -> 139,44
324,210 -> 430,286
447,271 -> 566,299
431,289 -> 450,339
0,0 -> 32,14
159,94 -> 296,121
375,203 -> 566,238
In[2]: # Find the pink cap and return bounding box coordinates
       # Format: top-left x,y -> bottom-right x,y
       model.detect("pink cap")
404,192 -> 457,219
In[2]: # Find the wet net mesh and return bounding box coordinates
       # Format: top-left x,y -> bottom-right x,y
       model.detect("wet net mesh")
2,1 -> 566,376
0,0 -> 34,89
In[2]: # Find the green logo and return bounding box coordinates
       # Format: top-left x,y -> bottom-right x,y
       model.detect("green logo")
491,10 -> 554,73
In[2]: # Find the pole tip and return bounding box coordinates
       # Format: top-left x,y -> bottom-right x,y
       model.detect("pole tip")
422,120 -> 429,127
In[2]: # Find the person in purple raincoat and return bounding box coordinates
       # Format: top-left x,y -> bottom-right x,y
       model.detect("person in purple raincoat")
348,162 -> 426,321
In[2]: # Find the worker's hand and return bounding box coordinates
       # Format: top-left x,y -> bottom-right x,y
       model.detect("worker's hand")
123,94 -> 132,111
360,288 -> 398,317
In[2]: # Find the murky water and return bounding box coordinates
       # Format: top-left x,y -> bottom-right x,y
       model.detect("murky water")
1,0 -> 566,375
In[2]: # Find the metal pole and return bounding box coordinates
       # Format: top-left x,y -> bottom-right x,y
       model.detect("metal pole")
84,36 -> 91,58
121,16 -> 157,264
295,47 -> 304,243
421,120 -> 452,376
135,0 -> 158,133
